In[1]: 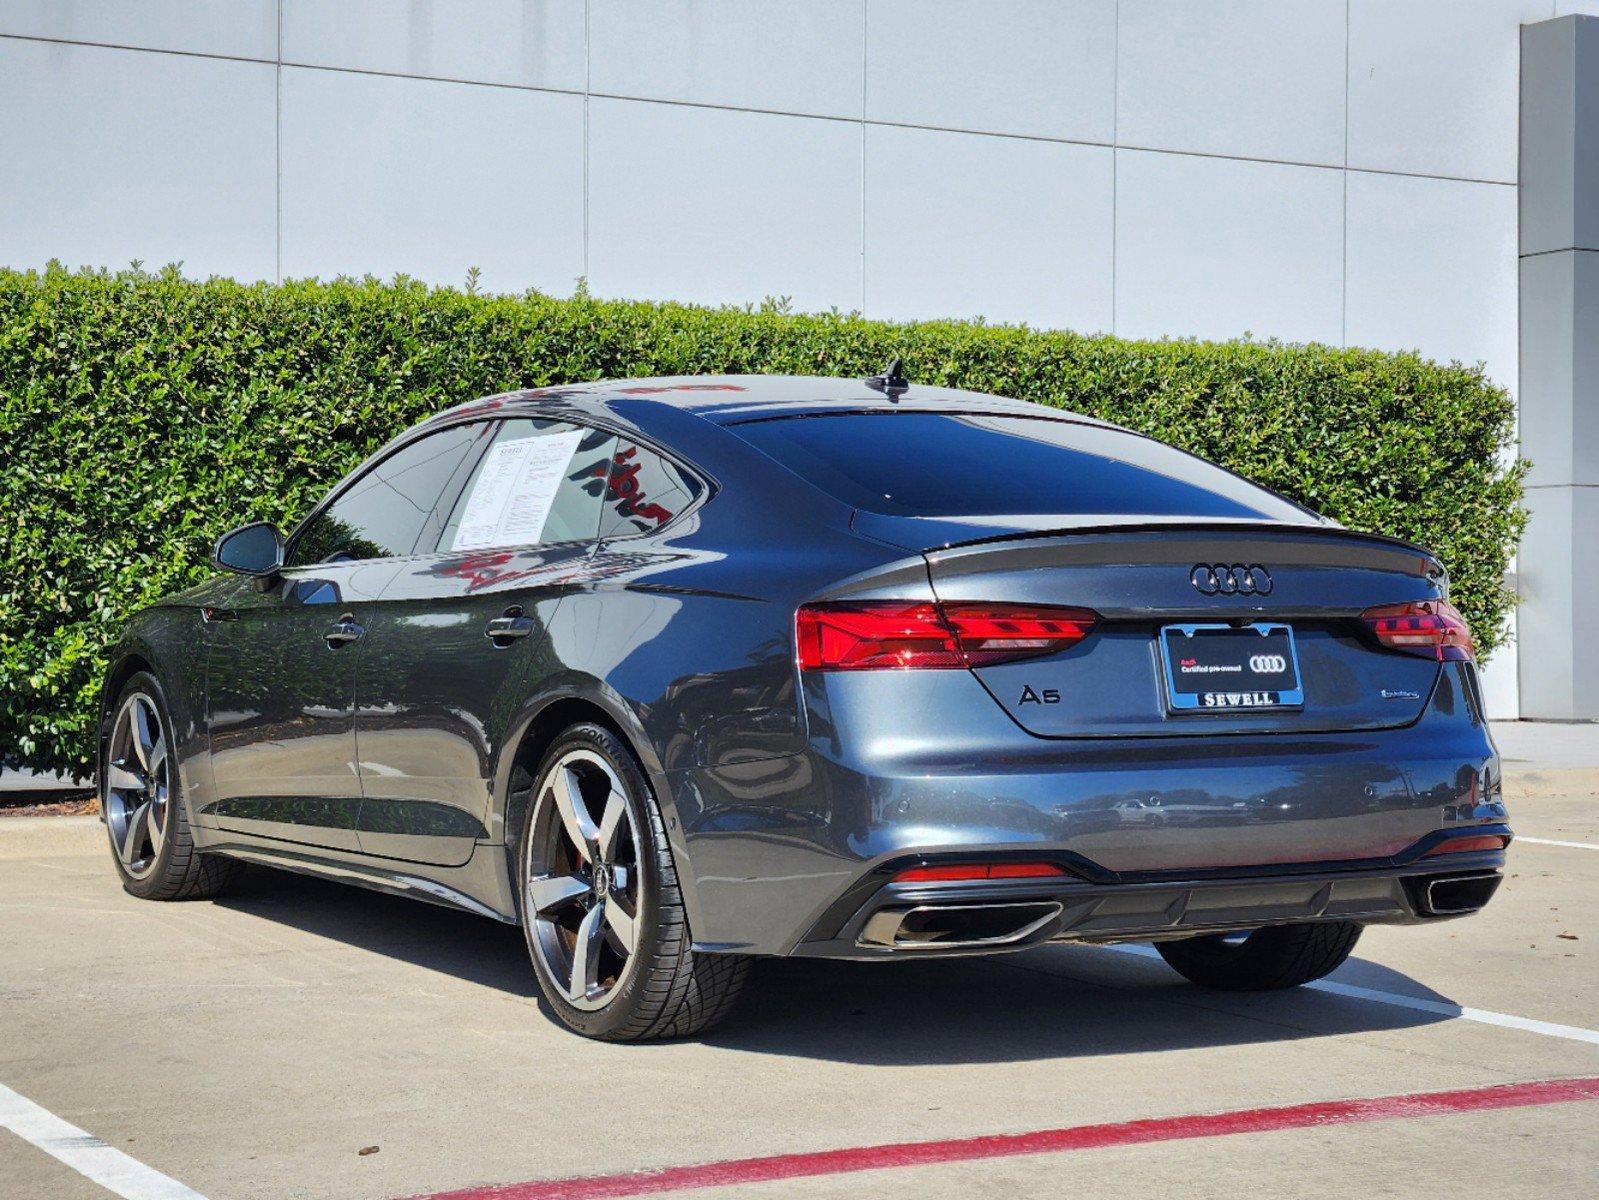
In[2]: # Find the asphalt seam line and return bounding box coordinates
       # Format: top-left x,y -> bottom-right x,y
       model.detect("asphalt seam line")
0,1081 -> 208,1200
405,1076 -> 1599,1200
1103,943 -> 1599,1046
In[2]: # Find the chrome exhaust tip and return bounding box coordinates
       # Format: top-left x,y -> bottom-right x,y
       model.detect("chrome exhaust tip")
1421,872 -> 1502,916
858,901 -> 1063,950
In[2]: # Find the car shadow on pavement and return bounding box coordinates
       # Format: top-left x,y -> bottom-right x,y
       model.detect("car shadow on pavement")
219,865 -> 1457,1065
703,948 -> 1454,1065
217,864 -> 539,997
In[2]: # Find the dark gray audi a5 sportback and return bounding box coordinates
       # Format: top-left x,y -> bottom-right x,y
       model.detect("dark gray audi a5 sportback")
99,372 -> 1511,1040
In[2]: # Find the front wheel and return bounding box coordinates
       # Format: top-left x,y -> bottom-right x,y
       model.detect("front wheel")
1154,922 -> 1361,991
102,672 -> 240,901
518,723 -> 749,1040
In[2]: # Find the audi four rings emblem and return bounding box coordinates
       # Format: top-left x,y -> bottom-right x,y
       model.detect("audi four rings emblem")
1190,563 -> 1273,595
1249,654 -> 1288,674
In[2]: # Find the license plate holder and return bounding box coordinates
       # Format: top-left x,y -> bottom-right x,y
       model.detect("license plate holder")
1159,622 -> 1304,713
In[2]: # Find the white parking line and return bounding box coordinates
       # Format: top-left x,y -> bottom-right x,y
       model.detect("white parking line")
1517,836 -> 1599,851
1102,945 -> 1599,1047
1306,979 -> 1599,1045
0,1082 -> 207,1200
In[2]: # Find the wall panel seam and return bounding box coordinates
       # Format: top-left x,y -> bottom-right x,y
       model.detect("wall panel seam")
0,34 -> 1520,191
275,0 -> 282,283
1341,0 -> 1350,345
859,0 -> 868,317
1111,0 -> 1120,335
583,0 -> 591,286
0,31 -> 273,64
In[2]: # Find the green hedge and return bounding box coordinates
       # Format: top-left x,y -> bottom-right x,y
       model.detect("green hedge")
0,266 -> 1524,777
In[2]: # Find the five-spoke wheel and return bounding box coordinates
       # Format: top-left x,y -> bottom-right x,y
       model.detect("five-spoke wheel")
101,672 -> 239,901
104,692 -> 170,880
525,748 -> 643,1010
517,723 -> 750,1040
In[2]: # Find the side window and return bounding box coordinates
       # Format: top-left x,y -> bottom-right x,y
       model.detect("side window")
289,423 -> 483,566
438,419 -> 617,551
598,440 -> 704,538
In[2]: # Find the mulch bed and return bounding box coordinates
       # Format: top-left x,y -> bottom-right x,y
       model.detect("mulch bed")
0,793 -> 99,818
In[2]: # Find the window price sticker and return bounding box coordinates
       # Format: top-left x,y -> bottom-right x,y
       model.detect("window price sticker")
451,429 -> 584,551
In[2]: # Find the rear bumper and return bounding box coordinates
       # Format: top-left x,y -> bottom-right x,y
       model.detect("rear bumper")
669,663 -> 1504,956
789,844 -> 1507,960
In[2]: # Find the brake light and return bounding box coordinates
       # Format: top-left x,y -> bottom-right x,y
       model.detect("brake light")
1360,600 -> 1475,662
941,603 -> 1099,666
795,602 -> 1097,671
894,862 -> 1067,883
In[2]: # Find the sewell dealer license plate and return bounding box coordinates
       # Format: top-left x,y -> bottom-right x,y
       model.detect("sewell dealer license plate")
1159,622 -> 1304,713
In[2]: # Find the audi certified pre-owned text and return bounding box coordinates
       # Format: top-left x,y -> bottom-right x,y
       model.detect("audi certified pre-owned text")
98,373 -> 1510,1039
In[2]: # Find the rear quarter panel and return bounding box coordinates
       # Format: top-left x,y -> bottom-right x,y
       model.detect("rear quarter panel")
478,402 -> 916,931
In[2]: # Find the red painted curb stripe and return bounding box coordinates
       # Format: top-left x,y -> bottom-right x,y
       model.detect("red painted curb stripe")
411,1076 -> 1599,1200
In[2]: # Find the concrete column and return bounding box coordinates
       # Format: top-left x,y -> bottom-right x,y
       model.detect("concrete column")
1519,15 -> 1599,720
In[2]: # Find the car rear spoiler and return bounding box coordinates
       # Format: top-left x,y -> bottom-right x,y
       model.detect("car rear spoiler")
849,509 -> 1437,564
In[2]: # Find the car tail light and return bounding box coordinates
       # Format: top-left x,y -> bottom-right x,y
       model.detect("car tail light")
1360,600 -> 1475,662
1422,834 -> 1508,857
894,862 -> 1067,883
795,602 -> 1097,671
985,862 -> 1070,879
939,603 -> 1099,667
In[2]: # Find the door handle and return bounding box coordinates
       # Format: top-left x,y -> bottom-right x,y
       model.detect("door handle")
485,610 -> 535,646
324,615 -> 364,649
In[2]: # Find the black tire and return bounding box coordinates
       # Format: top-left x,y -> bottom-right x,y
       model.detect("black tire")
518,722 -> 750,1041
1154,921 -> 1362,991
103,672 -> 241,901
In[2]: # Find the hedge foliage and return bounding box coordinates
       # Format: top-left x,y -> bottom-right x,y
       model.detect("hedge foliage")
0,266 -> 1524,777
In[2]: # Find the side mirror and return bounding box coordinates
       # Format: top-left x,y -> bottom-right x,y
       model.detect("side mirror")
212,522 -> 284,576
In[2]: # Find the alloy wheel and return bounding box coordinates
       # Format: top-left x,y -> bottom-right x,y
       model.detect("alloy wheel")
525,749 -> 643,1011
104,693 -> 169,879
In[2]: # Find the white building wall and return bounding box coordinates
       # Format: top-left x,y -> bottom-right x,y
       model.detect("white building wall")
6,0 -> 1592,715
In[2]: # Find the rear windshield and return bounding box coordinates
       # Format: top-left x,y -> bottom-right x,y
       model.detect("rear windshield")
730,412 -> 1313,522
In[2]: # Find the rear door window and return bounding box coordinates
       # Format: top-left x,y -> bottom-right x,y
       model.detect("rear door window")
729,412 -> 1312,522
597,440 -> 704,538
437,419 -> 617,551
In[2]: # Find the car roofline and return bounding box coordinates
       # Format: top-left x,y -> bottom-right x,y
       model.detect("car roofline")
716,406 -> 1119,430
419,375 -> 1109,429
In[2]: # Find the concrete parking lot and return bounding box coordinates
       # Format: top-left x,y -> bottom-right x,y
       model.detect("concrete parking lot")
2,755 -> 1596,1199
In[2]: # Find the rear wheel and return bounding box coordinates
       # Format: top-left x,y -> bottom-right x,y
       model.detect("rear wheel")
518,723 -> 749,1040
1154,921 -> 1361,991
103,672 -> 240,900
